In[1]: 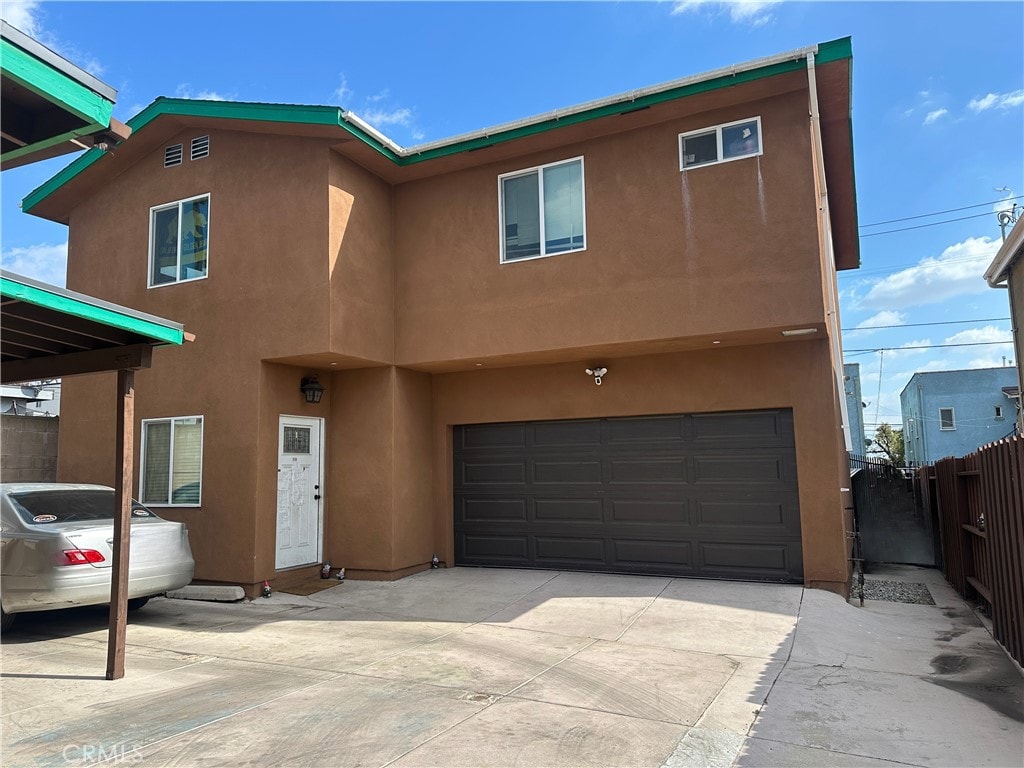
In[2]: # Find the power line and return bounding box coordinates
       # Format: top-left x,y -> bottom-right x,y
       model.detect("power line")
860,211 -> 996,238
842,317 -> 1010,332
860,195 -> 1022,228
845,340 -> 1012,353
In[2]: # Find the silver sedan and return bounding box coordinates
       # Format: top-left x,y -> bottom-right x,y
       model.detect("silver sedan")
0,483 -> 194,630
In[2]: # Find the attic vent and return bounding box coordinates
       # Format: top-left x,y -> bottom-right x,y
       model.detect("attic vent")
164,144 -> 183,167
190,135 -> 210,161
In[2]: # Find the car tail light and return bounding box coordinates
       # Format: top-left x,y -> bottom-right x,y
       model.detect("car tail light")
56,549 -> 106,566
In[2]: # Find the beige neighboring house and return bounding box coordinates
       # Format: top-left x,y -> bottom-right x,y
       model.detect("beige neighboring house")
24,38 -> 861,598
985,217 -> 1024,433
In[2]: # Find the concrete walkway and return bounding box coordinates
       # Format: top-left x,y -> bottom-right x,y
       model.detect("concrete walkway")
2,565 -> 1021,767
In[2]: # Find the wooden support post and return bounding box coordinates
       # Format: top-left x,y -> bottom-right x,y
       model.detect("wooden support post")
106,369 -> 134,681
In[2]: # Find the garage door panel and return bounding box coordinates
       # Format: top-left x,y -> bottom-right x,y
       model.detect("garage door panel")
700,541 -> 793,574
697,500 -> 786,527
535,498 -> 604,522
694,455 -> 783,483
611,499 -> 690,524
460,498 -> 528,523
608,415 -> 686,443
461,461 -> 527,485
533,460 -> 603,484
454,409 -> 802,582
460,423 -> 527,449
535,536 -> 605,563
531,420 -> 602,446
609,458 -> 687,483
613,539 -> 693,567
691,410 -> 789,444
459,533 -> 530,562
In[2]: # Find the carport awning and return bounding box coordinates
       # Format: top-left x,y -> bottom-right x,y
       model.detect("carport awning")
0,270 -> 187,384
1,20 -> 130,169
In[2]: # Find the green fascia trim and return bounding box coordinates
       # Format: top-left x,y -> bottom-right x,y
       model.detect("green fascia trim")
0,276 -> 184,346
0,121 -> 106,164
23,37 -> 852,216
1,38 -> 113,127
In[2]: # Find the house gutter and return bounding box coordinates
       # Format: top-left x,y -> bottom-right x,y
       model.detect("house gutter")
984,217 -> 1024,287
807,52 -> 853,453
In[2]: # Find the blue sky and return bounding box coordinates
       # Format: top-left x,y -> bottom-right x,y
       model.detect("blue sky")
2,1 -> 1022,445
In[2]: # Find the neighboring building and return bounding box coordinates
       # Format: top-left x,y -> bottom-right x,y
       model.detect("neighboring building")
0,382 -> 58,416
901,367 -> 1019,465
24,39 -> 860,596
984,216 -> 1024,434
844,363 -> 867,455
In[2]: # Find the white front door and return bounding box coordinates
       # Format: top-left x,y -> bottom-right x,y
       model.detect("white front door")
275,415 -> 323,569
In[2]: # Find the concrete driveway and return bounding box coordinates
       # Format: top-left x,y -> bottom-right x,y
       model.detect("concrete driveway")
2,565 -> 1021,767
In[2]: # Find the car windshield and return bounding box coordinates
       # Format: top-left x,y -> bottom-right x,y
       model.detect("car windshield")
8,489 -> 153,524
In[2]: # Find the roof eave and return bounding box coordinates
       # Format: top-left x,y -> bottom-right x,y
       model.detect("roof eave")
985,218 -> 1024,286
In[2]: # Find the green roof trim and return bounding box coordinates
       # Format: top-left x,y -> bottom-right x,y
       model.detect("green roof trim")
0,37 -> 113,156
0,274 -> 184,346
23,37 -> 853,216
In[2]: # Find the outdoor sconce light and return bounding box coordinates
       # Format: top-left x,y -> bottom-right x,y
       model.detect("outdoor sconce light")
300,376 -> 325,404
586,366 -> 608,386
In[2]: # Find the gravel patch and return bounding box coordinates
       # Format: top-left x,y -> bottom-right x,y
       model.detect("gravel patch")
862,579 -> 935,605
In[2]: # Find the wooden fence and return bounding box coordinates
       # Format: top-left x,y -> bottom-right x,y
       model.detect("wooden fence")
929,435 -> 1024,667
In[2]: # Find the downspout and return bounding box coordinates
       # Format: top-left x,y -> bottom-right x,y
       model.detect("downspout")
807,52 -> 853,453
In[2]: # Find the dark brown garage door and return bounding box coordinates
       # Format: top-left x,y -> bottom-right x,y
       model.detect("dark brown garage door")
454,409 -> 802,582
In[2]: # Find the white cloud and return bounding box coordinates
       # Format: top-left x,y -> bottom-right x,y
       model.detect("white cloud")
671,0 -> 780,25
849,310 -> 905,336
175,84 -> 228,101
860,236 -> 1000,311
362,107 -> 412,127
968,355 -> 1015,368
0,0 -> 40,36
944,325 -> 1013,346
1,243 -> 68,287
968,89 -> 1024,112
923,108 -> 948,125
334,74 -> 352,105
886,338 -> 933,360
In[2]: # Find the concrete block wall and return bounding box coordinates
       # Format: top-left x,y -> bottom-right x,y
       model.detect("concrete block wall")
1,415 -> 59,482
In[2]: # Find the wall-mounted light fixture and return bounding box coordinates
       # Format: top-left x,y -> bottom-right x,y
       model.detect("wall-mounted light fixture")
300,376 -> 325,404
586,366 -> 608,386
781,328 -> 817,337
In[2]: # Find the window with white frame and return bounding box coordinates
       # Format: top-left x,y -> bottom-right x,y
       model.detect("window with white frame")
141,416 -> 203,505
499,157 -> 585,262
939,407 -> 956,430
995,405 -> 1004,419
679,117 -> 762,170
149,194 -> 209,287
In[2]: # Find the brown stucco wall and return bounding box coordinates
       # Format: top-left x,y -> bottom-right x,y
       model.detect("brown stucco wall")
328,153 -> 394,364
393,91 -> 824,367
430,341 -> 850,593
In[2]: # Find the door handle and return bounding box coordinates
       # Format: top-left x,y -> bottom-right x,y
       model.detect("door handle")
314,494 -> 321,501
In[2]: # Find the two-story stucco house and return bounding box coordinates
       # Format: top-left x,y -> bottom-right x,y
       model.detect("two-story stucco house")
901,367 -> 1020,465
23,38 -> 860,597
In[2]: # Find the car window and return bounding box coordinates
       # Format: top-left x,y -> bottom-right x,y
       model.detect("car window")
7,489 -> 154,524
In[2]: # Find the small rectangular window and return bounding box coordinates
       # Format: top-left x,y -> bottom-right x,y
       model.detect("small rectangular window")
680,116 -> 762,171
939,408 -> 956,430
164,144 -> 183,168
149,194 -> 210,287
191,135 -> 210,161
499,157 -> 585,263
141,416 -> 203,506
995,405 -> 1004,419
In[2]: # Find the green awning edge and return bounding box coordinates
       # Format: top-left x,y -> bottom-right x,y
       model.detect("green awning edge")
1,37 -> 113,128
23,37 -> 853,216
0,275 -> 184,346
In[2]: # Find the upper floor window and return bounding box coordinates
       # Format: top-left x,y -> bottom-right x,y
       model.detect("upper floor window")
995,405 -> 1004,419
149,194 -> 209,287
679,116 -> 762,171
499,157 -> 585,263
939,407 -> 956,430
141,415 -> 203,506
